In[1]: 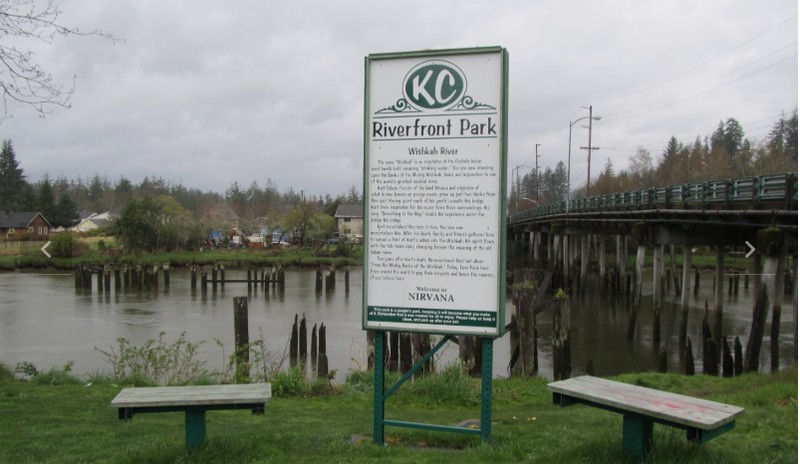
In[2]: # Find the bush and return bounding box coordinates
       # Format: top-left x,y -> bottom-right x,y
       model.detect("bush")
32,362 -> 82,386
95,332 -> 208,385
0,362 -> 14,382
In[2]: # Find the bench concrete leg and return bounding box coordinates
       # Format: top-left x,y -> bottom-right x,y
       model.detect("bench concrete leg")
185,410 -> 206,450
623,414 -> 653,461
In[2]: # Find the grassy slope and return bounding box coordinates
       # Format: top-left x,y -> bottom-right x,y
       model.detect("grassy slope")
0,369 -> 795,463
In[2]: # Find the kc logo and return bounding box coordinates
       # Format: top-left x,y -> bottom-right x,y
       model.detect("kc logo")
402,61 -> 466,110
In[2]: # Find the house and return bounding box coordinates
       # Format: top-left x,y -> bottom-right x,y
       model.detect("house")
0,212 -> 53,240
334,204 -> 363,242
72,211 -> 117,233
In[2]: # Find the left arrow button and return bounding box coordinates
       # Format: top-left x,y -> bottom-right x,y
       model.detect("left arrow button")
41,241 -> 52,258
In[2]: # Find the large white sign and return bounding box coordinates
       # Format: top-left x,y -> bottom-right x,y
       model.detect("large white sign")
363,47 -> 508,336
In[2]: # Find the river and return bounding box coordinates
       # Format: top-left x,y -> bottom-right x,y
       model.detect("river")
0,268 -> 794,382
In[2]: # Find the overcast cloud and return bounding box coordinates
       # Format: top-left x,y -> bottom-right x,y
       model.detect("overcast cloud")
2,0 -> 797,197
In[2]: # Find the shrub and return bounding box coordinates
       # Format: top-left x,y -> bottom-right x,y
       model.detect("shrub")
95,332 -> 208,385
0,362 -> 14,382
32,362 -> 82,386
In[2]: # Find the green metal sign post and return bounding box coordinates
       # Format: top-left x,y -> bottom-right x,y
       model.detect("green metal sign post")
372,332 -> 494,445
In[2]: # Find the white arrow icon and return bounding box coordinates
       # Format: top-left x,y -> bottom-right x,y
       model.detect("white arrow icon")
40,241 -> 52,258
745,241 -> 756,258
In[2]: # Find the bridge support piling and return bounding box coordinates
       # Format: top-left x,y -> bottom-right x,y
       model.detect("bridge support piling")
680,245 -> 693,362
633,245 -> 646,308
618,236 -> 628,296
714,247 -> 724,346
653,245 -> 663,345
580,235 -> 589,291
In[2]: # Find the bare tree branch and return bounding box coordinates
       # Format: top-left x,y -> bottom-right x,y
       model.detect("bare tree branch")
0,0 -> 120,120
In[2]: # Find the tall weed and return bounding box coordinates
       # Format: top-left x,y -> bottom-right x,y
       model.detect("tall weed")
95,332 -> 207,385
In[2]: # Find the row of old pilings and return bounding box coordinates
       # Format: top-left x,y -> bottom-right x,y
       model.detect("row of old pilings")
315,266 -> 350,294
366,331 -> 436,377
289,313 -> 330,379
194,264 -> 286,293
74,263 -> 172,292
507,268 -> 570,380
511,225 -> 796,379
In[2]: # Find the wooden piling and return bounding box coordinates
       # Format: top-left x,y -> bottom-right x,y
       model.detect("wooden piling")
694,268 -> 700,296
290,314 -> 298,368
389,332 -> 400,372
657,348 -> 667,373
345,268 -> 350,293
702,302 -> 718,376
684,338 -> 695,375
734,336 -> 743,376
318,324 -> 328,379
163,264 -> 170,287
633,245 -> 646,308
722,336 -> 733,378
311,324 -> 318,377
103,265 -> 111,292
190,265 -> 197,290
400,333 -> 412,374
233,296 -> 249,382
315,267 -> 323,293
411,333 -> 433,377
299,314 -> 307,369
114,267 -> 121,292
652,245 -> 663,346
744,285 -> 769,373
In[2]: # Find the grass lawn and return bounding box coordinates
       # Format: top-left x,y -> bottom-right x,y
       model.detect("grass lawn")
0,368 -> 795,463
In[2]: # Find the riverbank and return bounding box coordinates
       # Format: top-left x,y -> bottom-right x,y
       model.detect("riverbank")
0,245 -> 363,271
0,240 -> 759,273
0,367 -> 795,463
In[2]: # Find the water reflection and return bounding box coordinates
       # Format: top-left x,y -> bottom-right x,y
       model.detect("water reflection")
0,268 -> 793,382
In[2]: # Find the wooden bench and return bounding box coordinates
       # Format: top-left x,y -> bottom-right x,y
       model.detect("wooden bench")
111,383 -> 271,449
548,376 -> 744,461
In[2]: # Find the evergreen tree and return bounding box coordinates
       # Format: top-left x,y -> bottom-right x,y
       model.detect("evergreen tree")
36,176 -> 56,221
0,139 -> 25,213
53,194 -> 79,228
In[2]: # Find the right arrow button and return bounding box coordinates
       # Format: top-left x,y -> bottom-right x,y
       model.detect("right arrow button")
745,241 -> 756,258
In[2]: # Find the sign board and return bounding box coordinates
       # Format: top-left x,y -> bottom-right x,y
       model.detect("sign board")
363,47 -> 508,337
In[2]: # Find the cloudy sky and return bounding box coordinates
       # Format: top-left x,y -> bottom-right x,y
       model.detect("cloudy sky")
2,0 -> 797,197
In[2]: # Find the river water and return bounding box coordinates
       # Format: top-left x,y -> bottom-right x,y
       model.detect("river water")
0,268 -> 794,382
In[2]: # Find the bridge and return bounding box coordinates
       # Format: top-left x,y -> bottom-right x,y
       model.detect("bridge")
506,172 -> 798,372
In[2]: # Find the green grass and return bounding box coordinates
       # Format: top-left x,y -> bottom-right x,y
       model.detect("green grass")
0,365 -> 795,463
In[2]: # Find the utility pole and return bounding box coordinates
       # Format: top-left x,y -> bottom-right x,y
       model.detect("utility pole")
580,105 -> 599,195
534,143 -> 541,201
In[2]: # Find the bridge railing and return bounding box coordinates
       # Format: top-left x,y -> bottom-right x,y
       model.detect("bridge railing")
508,172 -> 797,225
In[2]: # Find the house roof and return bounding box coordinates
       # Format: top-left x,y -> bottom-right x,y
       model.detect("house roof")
334,204 -> 363,218
0,212 -> 52,229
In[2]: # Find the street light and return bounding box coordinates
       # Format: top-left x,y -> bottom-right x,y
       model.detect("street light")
567,108 -> 601,212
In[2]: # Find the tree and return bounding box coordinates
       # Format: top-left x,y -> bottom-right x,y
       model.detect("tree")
114,197 -> 160,253
52,193 -> 78,228
628,147 -> 654,188
0,0 -> 117,119
0,139 -> 25,212
36,175 -> 55,220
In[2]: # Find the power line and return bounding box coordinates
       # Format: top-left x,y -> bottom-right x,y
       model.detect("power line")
598,15 -> 798,106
